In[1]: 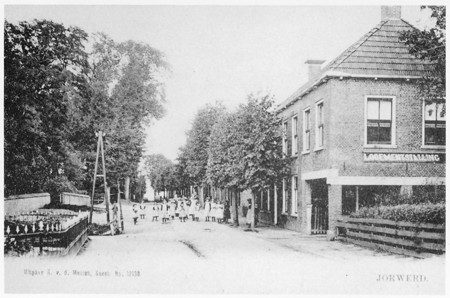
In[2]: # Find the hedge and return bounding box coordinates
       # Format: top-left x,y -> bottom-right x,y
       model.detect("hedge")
350,203 -> 445,225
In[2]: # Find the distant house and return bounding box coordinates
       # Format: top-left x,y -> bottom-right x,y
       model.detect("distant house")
258,6 -> 445,236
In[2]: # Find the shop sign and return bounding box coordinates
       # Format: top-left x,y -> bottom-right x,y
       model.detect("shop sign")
363,153 -> 445,163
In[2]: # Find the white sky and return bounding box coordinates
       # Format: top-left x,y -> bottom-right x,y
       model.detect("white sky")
4,3 -> 433,161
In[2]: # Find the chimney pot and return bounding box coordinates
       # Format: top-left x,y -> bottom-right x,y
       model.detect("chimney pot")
381,6 -> 401,20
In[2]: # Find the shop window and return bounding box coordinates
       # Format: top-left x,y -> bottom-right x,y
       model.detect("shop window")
358,185 -> 400,207
412,185 -> 445,204
366,97 -> 394,145
342,186 -> 357,215
303,108 -> 311,153
424,102 -> 445,146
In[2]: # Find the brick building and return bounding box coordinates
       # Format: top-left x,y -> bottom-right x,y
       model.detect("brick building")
257,6 -> 445,236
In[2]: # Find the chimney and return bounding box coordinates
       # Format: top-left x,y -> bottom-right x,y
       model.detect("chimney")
381,6 -> 401,20
305,60 -> 325,81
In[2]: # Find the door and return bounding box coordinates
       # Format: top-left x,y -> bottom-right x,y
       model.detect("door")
310,179 -> 328,234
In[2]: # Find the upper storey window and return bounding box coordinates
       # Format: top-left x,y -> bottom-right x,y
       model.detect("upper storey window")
424,102 -> 445,146
366,97 -> 394,145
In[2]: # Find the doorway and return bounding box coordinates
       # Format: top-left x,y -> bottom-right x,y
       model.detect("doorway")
310,179 -> 328,234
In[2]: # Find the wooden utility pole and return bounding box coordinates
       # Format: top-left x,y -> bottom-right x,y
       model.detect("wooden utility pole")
89,131 -> 110,224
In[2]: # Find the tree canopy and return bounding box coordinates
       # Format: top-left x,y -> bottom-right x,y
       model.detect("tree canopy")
4,20 -> 169,200
400,6 -> 446,106
183,102 -> 226,186
4,19 -> 89,197
207,94 -> 290,192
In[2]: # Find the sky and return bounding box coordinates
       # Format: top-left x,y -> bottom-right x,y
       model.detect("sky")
4,3 -> 433,162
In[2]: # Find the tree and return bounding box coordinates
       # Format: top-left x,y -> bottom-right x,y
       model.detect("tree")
70,33 -> 169,196
183,102 -> 226,195
207,94 -> 290,227
400,6 -> 445,106
143,154 -> 173,196
4,19 -> 89,199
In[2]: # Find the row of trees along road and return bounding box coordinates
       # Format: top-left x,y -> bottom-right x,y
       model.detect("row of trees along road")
144,95 -> 291,228
5,20 -> 169,202
144,6 -> 445,228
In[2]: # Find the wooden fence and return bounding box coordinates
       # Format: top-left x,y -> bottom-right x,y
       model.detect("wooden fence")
336,216 -> 445,258
4,210 -> 89,257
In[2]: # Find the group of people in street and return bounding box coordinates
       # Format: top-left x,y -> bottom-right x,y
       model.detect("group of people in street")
131,195 -> 232,225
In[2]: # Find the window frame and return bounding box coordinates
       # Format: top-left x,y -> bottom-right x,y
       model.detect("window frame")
364,95 -> 396,148
302,107 -> 311,154
422,100 -> 446,148
282,121 -> 288,155
282,178 -> 288,215
292,115 -> 298,156
315,100 -> 324,151
291,176 -> 298,216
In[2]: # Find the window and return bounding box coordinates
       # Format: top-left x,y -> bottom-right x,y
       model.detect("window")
424,102 -> 445,146
282,178 -> 288,214
366,97 -> 394,145
291,176 -> 298,215
303,108 -> 311,152
316,101 -> 324,149
282,121 -> 288,155
292,115 -> 298,155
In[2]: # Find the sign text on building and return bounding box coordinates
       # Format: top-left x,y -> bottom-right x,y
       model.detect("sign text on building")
364,153 -> 445,163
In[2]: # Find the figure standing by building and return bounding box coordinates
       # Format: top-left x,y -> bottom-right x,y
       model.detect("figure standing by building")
204,197 -> 211,222
132,204 -> 139,225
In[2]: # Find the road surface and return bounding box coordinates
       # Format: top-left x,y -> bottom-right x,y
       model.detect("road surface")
4,202 -> 445,294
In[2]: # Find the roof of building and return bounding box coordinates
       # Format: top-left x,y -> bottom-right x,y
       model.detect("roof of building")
278,17 -> 436,110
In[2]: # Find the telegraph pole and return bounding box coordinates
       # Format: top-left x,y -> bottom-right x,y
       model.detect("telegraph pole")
89,131 -> 110,224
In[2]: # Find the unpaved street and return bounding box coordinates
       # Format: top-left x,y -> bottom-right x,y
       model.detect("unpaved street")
5,202 -> 445,294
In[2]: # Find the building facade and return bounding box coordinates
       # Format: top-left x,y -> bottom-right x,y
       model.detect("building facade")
258,6 -> 445,236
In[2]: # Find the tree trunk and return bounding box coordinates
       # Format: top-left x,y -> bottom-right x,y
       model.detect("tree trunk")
251,191 -> 255,229
233,188 -> 239,226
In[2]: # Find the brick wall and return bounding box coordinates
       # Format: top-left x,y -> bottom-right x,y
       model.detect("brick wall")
328,78 -> 445,178
277,77 -> 445,234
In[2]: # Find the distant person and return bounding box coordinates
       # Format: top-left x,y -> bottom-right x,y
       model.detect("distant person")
223,201 -> 231,224
204,197 -> 212,222
151,206 -> 159,222
139,202 -> 146,219
178,202 -> 187,222
211,201 -> 217,222
169,200 -> 176,219
246,199 -> 253,228
216,203 -> 224,223
194,200 -> 201,221
162,201 -> 169,224
188,198 -> 197,221
132,204 -> 139,225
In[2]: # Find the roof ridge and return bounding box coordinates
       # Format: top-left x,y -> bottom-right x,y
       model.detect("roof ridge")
398,17 -> 419,30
